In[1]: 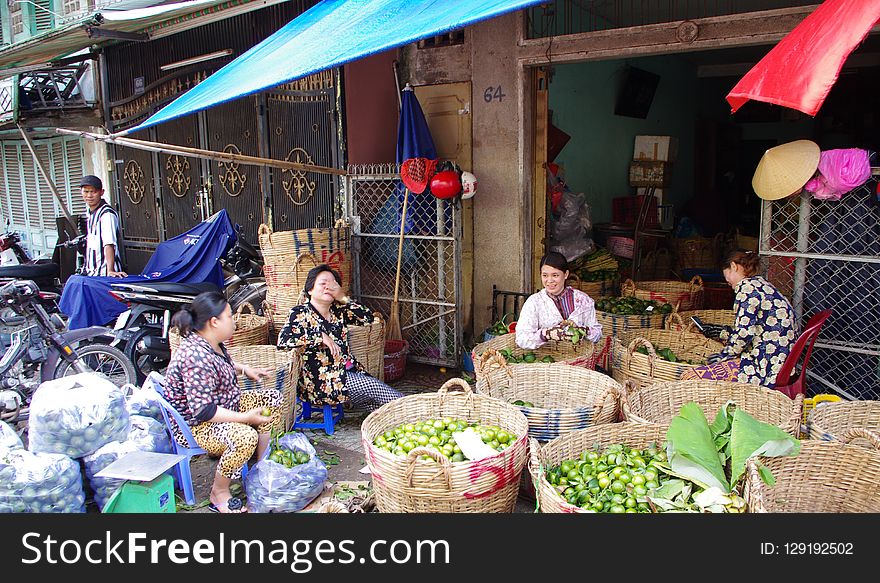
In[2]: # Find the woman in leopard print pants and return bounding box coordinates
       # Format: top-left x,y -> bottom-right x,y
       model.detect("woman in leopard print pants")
164,291 -> 282,513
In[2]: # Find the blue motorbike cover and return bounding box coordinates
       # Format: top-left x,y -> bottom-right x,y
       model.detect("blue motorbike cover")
60,210 -> 237,330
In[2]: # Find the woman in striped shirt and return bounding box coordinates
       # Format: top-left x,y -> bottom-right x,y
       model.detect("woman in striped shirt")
515,252 -> 602,349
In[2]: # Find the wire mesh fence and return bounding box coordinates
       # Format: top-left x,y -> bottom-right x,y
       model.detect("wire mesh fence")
761,178 -> 880,400
346,164 -> 461,367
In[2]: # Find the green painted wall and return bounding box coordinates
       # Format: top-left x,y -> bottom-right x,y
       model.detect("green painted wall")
548,55 -> 699,225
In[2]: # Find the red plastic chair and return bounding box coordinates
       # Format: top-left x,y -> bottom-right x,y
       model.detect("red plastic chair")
773,309 -> 833,399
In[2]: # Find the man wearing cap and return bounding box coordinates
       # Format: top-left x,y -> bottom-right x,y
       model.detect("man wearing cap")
80,175 -> 126,278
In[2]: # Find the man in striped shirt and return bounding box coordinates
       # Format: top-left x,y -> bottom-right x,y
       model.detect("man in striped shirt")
80,175 -> 126,277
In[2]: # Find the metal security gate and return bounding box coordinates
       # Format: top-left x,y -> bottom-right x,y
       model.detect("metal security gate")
761,178 -> 880,400
346,164 -> 462,367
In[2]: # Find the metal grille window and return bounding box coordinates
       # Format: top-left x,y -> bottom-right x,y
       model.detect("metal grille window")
347,164 -> 462,367
761,178 -> 880,400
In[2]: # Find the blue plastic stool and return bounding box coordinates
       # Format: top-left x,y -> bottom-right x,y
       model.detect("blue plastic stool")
144,372 -> 249,506
293,399 -> 344,435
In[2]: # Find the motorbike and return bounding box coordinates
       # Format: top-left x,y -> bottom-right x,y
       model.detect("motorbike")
0,231 -> 78,295
110,225 -> 266,384
0,279 -> 136,427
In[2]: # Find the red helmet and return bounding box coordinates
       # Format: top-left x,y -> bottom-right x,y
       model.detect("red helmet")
429,170 -> 461,199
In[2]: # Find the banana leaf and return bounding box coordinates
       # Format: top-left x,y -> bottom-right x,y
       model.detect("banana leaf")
665,403 -> 730,492
729,408 -> 800,488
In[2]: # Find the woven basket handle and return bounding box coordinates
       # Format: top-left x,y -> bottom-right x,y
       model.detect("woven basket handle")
289,252 -> 319,278
404,447 -> 452,491
689,275 -> 704,290
527,437 -> 543,488
257,223 -> 274,249
621,278 -> 637,297
591,383 -> 618,420
333,218 -> 348,229
625,337 -> 657,376
438,378 -> 473,398
664,312 -> 686,331
567,273 -> 581,285
235,302 -> 257,317
840,428 -> 880,450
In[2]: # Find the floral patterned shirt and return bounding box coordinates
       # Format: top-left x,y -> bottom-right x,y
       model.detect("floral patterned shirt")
719,276 -> 797,388
164,333 -> 240,427
276,301 -> 374,405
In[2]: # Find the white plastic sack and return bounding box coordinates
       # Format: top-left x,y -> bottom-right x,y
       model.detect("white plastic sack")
28,372 -> 130,459
83,415 -> 174,510
0,449 -> 86,513
245,432 -> 328,513
0,420 -> 23,452
125,382 -> 165,423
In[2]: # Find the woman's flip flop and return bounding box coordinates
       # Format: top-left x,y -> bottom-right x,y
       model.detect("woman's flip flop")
208,497 -> 245,513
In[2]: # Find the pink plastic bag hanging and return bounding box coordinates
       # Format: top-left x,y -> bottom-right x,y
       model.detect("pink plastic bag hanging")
805,148 -> 871,200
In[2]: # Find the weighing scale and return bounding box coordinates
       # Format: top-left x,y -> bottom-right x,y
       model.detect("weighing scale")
96,451 -> 185,513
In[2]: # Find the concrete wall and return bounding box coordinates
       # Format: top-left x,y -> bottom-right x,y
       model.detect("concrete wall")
343,49 -> 400,165
548,55 -> 699,224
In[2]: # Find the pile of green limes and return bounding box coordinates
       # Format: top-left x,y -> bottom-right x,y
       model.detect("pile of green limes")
595,297 -> 673,315
545,443 -> 669,513
373,418 -> 517,462
498,349 -> 555,364
268,445 -> 312,468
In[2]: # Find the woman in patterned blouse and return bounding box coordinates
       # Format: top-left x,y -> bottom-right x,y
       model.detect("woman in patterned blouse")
516,252 -> 603,350
705,250 -> 798,388
277,265 -> 403,411
164,291 -> 282,513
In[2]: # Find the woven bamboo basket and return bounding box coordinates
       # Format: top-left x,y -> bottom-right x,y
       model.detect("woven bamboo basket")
671,234 -> 723,272
664,310 -> 735,332
529,423 -> 668,513
475,363 -> 621,441
638,248 -> 675,280
621,379 -> 802,436
258,223 -> 352,291
594,307 -> 667,338
611,329 -> 724,391
807,400 -> 880,449
744,429 -> 880,512
348,314 -> 386,381
264,286 -> 304,334
360,378 -> 529,513
262,251 -> 319,291
568,273 -> 619,299
622,276 -> 705,311
226,345 -> 299,432
169,302 -> 271,354
471,332 -> 597,382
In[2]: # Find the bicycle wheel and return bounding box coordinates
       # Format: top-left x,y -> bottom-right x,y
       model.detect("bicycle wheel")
54,344 -> 136,387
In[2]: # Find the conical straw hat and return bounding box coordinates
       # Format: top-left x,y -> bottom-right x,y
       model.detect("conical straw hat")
752,140 -> 820,200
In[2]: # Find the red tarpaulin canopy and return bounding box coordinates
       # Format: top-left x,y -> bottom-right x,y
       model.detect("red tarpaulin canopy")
726,0 -> 880,117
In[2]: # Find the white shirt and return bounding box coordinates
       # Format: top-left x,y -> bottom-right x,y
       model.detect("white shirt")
515,287 -> 603,349
84,202 -> 123,276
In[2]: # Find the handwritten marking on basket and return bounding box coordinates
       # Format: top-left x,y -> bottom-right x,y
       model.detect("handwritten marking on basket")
463,440 -> 520,499
364,440 -> 385,485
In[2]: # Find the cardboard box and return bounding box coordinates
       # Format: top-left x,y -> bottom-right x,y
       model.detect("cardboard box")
634,135 -> 678,162
629,160 -> 672,188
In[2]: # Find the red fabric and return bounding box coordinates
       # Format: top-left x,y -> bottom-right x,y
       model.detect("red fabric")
726,0 -> 880,116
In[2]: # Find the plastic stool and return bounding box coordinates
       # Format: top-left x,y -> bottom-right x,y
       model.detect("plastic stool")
294,399 -> 343,435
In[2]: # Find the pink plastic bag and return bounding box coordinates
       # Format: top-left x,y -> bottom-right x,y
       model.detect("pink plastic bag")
805,148 -> 871,200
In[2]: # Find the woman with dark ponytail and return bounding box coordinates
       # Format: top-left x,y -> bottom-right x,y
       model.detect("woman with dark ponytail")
683,249 -> 797,388
163,291 -> 282,513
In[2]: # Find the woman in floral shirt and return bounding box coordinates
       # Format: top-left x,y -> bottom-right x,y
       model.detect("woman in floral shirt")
164,291 -> 281,513
695,250 -> 798,388
277,264 -> 403,410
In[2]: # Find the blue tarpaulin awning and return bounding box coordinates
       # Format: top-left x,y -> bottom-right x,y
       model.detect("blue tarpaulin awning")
124,0 -> 545,134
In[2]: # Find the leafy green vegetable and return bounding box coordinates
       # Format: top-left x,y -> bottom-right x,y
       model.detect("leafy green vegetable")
728,407 -> 800,488
666,403 -> 730,492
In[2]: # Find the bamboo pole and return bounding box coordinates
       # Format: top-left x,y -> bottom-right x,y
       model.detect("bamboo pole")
18,124 -> 79,233
55,128 -> 346,176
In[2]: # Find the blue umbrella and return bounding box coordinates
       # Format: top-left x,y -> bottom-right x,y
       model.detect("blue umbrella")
387,85 -> 437,340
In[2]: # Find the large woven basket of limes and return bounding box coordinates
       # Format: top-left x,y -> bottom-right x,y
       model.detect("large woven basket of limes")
475,363 -> 621,441
528,423 -> 668,513
471,331 -> 596,382
611,329 -> 724,391
622,276 -> 705,312
361,378 -> 529,513
744,429 -> 880,512
621,379 -> 802,437
594,296 -> 671,337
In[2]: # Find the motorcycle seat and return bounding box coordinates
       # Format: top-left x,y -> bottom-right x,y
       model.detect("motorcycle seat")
0,263 -> 59,280
112,281 -> 221,296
